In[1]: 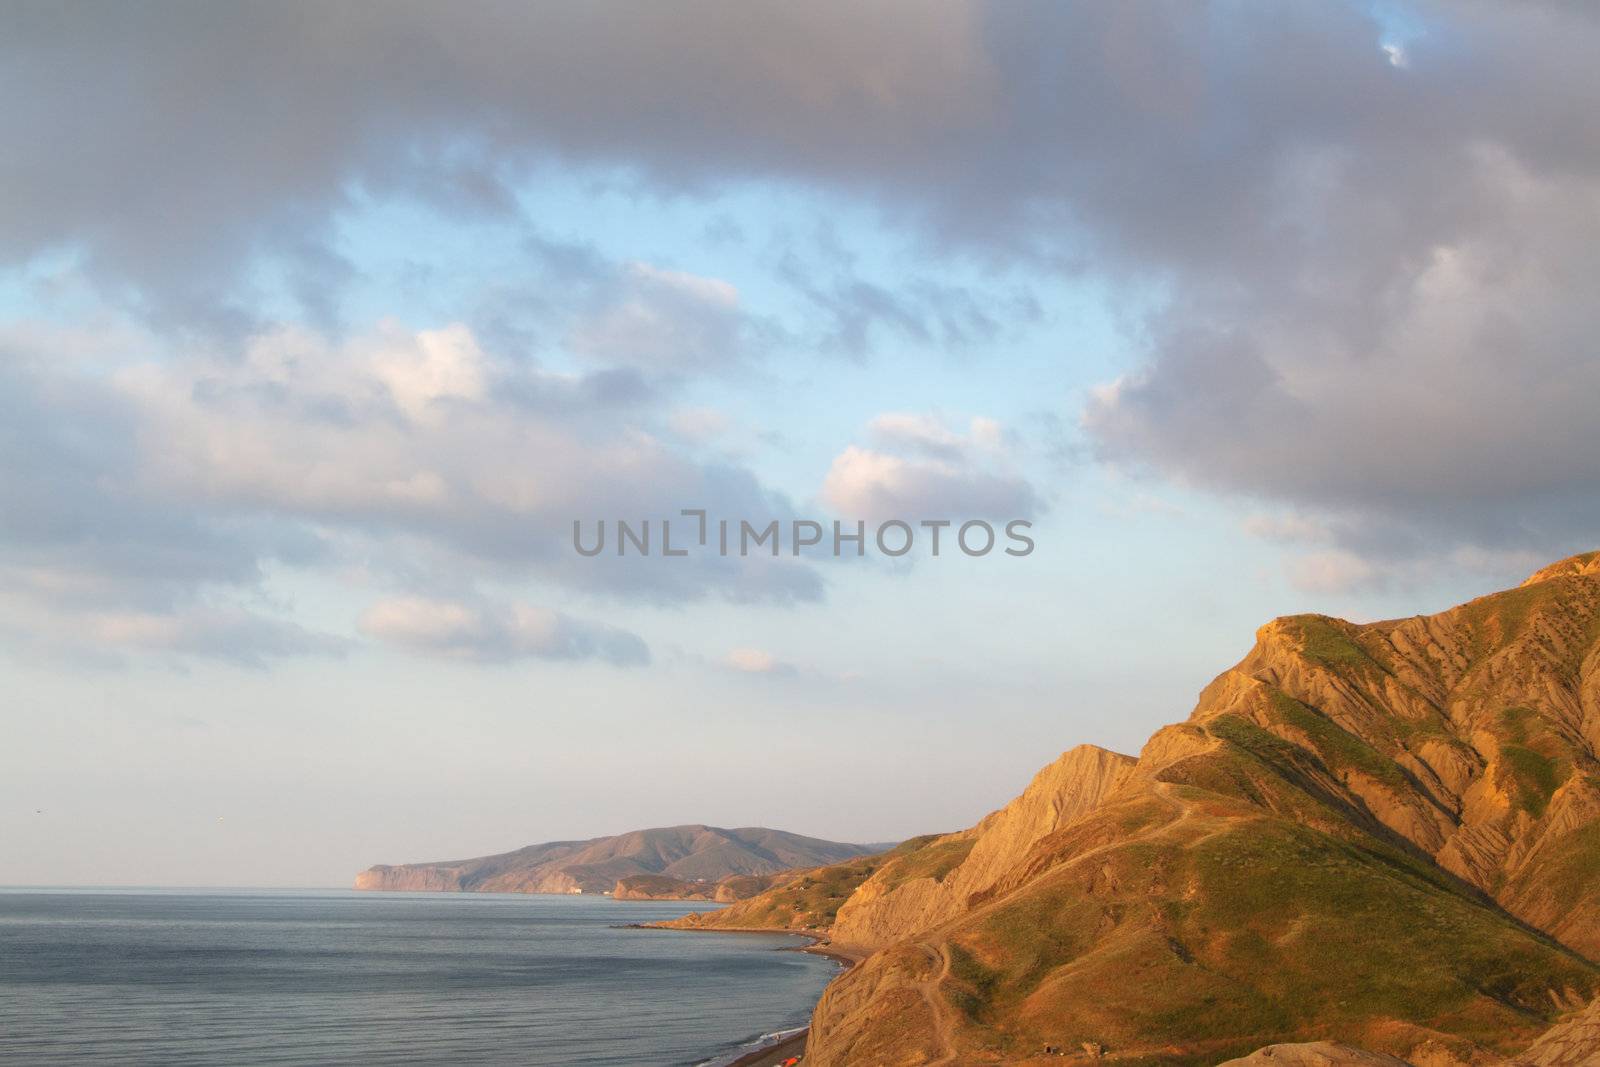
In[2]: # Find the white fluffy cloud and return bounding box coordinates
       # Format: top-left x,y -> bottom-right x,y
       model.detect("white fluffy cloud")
0,314 -> 820,664
370,323 -> 488,424
821,414 -> 1036,521
6,1 -> 1600,630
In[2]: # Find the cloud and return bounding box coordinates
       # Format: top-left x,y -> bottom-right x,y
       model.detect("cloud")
0,313 -> 823,664
569,262 -> 766,372
463,241 -> 785,379
1083,147 -> 1600,569
822,414 -> 1036,521
0,352 -> 292,609
1284,551 -> 1384,596
0,1 -> 989,327
774,244 -> 1034,357
1240,513 -> 1334,546
360,596 -> 648,666
722,647 -> 796,676
869,413 -> 1003,460
0,593 -> 347,669
667,407 -> 731,443
121,320 -> 819,601
5,1 -> 1600,576
371,323 -> 488,424
89,609 -> 345,667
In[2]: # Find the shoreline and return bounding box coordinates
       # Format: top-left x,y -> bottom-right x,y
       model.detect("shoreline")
638,923 -> 864,1066
631,921 -> 866,966
723,1028 -> 807,1067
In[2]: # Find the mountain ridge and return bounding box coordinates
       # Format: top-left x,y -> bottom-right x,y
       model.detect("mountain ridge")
664,551 -> 1600,1065
355,824 -> 888,895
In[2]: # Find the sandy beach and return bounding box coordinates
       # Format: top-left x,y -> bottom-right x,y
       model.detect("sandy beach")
724,1028 -> 807,1067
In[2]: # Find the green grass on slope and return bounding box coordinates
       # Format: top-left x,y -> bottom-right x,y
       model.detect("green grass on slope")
1195,713 -> 1389,829
670,836 -> 950,931
1493,706 -> 1577,818
1507,817 -> 1600,919
1266,692 -> 1407,787
919,711 -> 1600,1065
1182,823 -> 1590,1027
1456,581 -> 1563,656
1284,615 -> 1386,673
721,859 -> 882,928
877,835 -> 975,893
1500,745 -> 1562,817
935,809 -> 1596,1063
1499,705 -> 1538,743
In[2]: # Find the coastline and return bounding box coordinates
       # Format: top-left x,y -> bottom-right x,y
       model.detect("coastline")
722,1028 -> 807,1067
635,922 -> 865,967
639,924 -> 864,1067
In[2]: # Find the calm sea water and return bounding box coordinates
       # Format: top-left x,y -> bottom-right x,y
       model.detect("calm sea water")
0,888 -> 839,1066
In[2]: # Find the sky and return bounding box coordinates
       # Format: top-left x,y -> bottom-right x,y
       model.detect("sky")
3,0 -> 1599,887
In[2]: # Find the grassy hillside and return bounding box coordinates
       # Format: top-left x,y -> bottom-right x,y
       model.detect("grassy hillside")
356,824 -> 882,894
661,837 -> 945,932
745,552 -> 1600,1065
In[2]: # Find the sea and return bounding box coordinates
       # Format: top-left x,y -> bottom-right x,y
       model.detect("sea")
0,888 -> 840,1066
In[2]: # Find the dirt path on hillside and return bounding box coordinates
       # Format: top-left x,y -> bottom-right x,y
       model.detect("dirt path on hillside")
914,940 -> 959,1065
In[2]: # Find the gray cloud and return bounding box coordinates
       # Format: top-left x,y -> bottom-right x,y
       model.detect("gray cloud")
567,262 -> 772,373
0,0 -> 988,328
771,224 -> 1039,357
5,0 -> 1600,576
470,233 -> 784,376
1082,141 -> 1600,569
0,316 -> 822,664
0,354 -> 289,609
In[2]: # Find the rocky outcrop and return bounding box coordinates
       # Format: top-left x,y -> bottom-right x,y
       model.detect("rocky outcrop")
678,552 -> 1600,1065
353,865 -> 465,892
1523,552 -> 1600,587
1508,996 -> 1600,1066
355,825 -> 883,895
612,874 -> 720,901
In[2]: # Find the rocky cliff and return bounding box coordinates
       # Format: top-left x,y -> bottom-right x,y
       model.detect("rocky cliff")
355,825 -> 883,895
828,744 -> 1135,951
672,551 -> 1600,1065
1508,995 -> 1600,1066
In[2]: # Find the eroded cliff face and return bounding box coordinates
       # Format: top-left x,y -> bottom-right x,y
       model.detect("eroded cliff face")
353,865 -> 465,892
828,745 -> 1135,950
1163,552 -> 1600,957
684,552 -> 1600,1065
1509,995 -> 1600,1066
